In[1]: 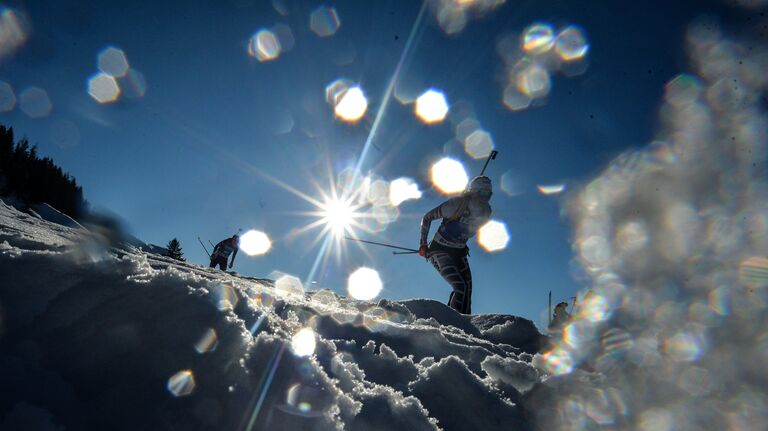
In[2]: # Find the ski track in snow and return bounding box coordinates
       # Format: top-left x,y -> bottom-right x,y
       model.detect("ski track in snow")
0,200 -> 545,430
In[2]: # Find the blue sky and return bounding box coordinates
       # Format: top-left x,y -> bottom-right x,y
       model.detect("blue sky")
1,0 -> 744,325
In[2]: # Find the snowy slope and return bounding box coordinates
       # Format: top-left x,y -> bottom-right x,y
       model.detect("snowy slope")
0,200 -> 545,430
30,203 -> 85,230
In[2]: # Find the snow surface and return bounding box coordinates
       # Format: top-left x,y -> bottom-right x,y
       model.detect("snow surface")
31,203 -> 85,230
0,200 -> 546,430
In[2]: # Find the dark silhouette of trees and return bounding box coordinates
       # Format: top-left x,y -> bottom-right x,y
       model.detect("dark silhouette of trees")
0,124 -> 85,219
165,238 -> 185,261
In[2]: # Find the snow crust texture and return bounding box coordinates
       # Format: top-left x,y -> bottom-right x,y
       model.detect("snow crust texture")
0,200 -> 543,430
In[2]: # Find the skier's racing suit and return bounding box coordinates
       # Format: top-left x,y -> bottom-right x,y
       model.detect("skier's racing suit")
210,237 -> 239,271
420,196 -> 491,314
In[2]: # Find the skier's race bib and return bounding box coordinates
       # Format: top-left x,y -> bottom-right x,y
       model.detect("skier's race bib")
214,243 -> 236,258
426,197 -> 490,249
437,220 -> 473,245
435,210 -> 487,248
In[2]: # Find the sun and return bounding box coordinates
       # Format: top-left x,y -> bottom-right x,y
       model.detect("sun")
246,160 -> 380,284
321,197 -> 355,236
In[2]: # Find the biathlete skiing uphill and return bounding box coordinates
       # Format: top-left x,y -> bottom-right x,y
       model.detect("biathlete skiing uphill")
419,175 -> 493,314
344,151 -> 498,313
209,234 -> 240,271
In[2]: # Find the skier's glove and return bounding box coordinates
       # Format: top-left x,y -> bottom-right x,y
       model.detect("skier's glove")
418,243 -> 429,259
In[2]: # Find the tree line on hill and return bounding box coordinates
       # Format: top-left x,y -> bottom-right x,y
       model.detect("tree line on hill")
0,125 -> 85,219
0,123 -> 188,262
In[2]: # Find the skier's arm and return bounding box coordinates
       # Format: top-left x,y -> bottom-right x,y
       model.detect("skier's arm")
420,199 -> 462,256
420,205 -> 442,246
420,199 -> 460,245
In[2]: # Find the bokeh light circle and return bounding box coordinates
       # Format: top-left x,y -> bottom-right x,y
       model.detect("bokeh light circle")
555,26 -> 589,61
455,117 -> 482,143
19,87 -> 52,118
503,84 -> 532,111
194,328 -> 218,354
347,267 -> 383,301
478,220 -> 510,252
464,129 -> 494,159
537,184 -> 565,195
97,46 -> 130,78
334,86 -> 368,122
522,23 -> 555,55
88,72 -> 121,104
415,89 -> 449,124
500,171 -> 525,196
371,203 -> 399,226
310,6 -> 340,37
517,64 -> 551,99
275,275 -> 305,299
367,179 -> 390,205
431,158 -> 468,194
0,81 -> 15,112
272,0 -> 289,16
0,8 -> 27,59
239,230 -> 272,256
543,349 -> 574,375
437,4 -> 467,35
287,384 -> 315,414
249,29 -> 282,62
210,282 -> 239,311
167,370 -> 196,397
291,328 -> 316,357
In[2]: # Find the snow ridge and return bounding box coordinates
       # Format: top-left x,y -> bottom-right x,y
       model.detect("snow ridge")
0,200 -> 543,430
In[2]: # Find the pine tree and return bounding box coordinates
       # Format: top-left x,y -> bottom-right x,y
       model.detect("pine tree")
165,238 -> 185,261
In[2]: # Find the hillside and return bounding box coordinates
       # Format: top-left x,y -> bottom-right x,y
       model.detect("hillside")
0,200 -> 545,430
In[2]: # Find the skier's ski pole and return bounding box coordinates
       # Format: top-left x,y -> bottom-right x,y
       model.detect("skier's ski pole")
344,237 -> 419,253
208,240 -> 215,248
548,291 -> 552,327
479,150 -> 498,176
392,251 -> 418,255
198,237 -> 211,258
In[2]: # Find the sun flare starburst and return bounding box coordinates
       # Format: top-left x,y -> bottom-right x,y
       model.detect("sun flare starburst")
321,197 -> 356,236
252,153 -> 415,289
289,171 -> 378,284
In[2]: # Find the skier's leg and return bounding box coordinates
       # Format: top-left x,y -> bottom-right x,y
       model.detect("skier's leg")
458,256 -> 472,314
213,256 -> 226,270
429,252 -> 470,314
